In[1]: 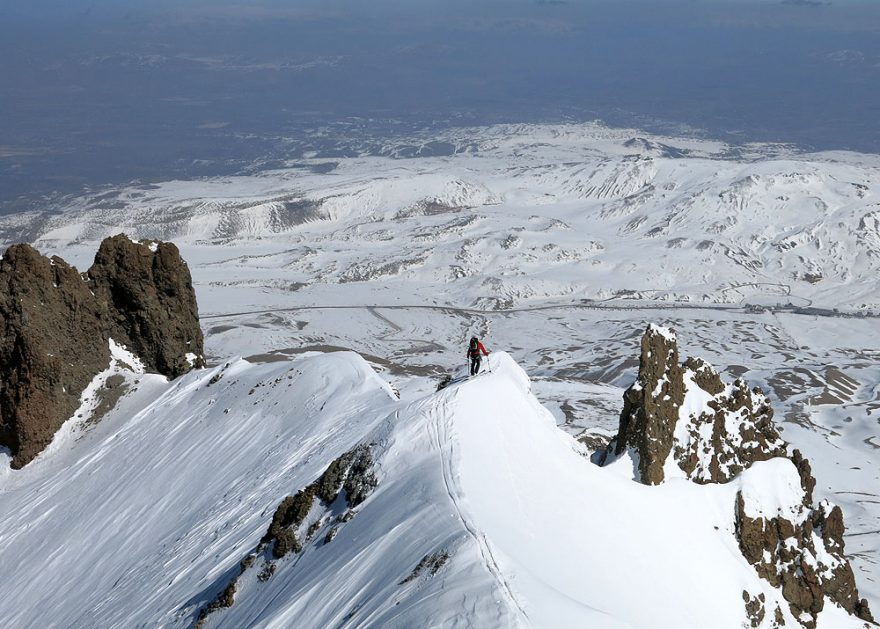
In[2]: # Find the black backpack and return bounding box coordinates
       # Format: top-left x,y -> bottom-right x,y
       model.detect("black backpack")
470,338 -> 478,354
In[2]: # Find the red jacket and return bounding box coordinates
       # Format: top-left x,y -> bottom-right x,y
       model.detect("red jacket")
466,340 -> 489,358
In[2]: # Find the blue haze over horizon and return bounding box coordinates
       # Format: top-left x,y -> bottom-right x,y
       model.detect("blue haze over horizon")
2,0 -> 879,213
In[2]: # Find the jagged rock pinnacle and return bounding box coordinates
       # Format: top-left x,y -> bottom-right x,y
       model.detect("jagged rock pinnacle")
0,235 -> 204,468
614,323 -> 684,485
611,324 -> 787,485
0,244 -> 111,468
605,324 -> 873,626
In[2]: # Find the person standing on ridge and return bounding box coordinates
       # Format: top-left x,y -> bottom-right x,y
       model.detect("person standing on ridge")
466,336 -> 489,376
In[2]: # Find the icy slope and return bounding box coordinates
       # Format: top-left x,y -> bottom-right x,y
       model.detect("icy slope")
2,347 -> 866,627
205,364 -> 523,628
214,351 -> 868,628
447,355 -> 867,628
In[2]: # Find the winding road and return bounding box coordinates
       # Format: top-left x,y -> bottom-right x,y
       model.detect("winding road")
202,299 -> 875,321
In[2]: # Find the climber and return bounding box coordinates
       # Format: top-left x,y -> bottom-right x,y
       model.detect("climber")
466,336 -> 489,376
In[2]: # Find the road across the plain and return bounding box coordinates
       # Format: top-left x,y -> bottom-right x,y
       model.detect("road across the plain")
201,300 -> 875,321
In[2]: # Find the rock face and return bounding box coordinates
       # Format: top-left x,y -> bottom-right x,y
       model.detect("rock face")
674,360 -> 787,485
88,235 -> 203,378
613,324 -> 684,485
611,324 -> 786,485
0,245 -> 111,468
604,324 -> 873,627
0,235 -> 204,468
736,489 -> 874,628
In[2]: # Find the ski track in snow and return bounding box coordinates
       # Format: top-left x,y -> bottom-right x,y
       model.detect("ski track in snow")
429,381 -> 530,626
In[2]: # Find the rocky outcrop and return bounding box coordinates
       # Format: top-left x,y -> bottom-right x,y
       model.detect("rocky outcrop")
263,444 -> 376,559
613,324 -> 684,485
0,235 -> 204,468
88,235 -> 204,378
399,551 -> 450,585
0,245 -> 111,468
736,486 -> 874,627
609,324 -> 786,485
675,367 -> 786,485
603,324 -> 873,627
194,444 -> 377,626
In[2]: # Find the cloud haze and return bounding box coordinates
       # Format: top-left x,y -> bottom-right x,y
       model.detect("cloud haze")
2,0 -> 879,213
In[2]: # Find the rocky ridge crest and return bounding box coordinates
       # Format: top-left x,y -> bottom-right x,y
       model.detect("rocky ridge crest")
603,324 -> 874,628
0,235 -> 204,468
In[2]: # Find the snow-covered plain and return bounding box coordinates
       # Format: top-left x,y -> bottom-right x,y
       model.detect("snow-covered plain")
8,122 -> 880,311
0,122 -> 878,626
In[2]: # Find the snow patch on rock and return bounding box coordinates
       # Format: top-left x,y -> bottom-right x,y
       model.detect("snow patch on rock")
739,458 -> 808,525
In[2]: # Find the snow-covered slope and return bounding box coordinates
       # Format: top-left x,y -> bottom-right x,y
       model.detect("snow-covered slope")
6,122 -> 880,311
0,350 -> 869,627
0,352 -> 398,627
1,121 -> 878,626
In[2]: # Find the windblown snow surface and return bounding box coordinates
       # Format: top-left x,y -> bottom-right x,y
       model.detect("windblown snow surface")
0,352 -> 861,628
0,122 -> 878,627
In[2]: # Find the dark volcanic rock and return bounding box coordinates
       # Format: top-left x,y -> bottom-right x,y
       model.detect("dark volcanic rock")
791,449 -> 817,506
682,356 -> 724,395
198,454 -> 373,629
608,324 -> 786,485
675,376 -> 786,484
735,493 -> 874,627
193,445 -> 378,626
742,590 -> 767,628
194,578 -> 238,629
613,324 -> 684,485
88,235 -> 205,378
0,235 -> 204,468
605,324 -> 873,627
262,444 -> 376,560
0,245 -> 110,468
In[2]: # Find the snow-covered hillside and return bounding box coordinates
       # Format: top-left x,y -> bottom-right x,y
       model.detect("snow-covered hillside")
1,122 -> 878,627
1,350 -> 867,628
6,123 -> 880,311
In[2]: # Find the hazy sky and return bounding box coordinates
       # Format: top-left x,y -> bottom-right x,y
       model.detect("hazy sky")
2,0 -> 879,212
3,0 -> 880,21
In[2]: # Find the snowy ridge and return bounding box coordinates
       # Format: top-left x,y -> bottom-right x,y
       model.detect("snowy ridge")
0,353 -> 397,627
0,350 -> 870,627
0,121 -> 878,626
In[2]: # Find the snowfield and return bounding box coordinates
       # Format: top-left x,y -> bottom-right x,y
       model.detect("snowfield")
0,352 -> 397,627
7,122 -> 880,312
0,351 -> 864,628
0,122 -> 878,626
